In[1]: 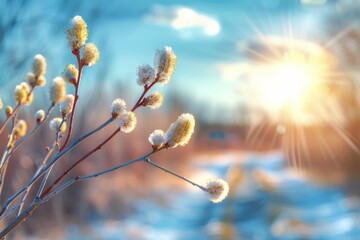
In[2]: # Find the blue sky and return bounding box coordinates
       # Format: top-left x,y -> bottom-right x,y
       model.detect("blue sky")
0,0 -> 357,123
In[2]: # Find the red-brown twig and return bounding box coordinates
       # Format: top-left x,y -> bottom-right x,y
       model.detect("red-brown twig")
40,79 -> 158,199
0,104 -> 21,136
60,51 -> 83,152
40,128 -> 119,198
0,86 -> 36,136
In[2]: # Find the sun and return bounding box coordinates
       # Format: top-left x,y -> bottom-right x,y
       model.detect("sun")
263,52 -> 312,110
237,35 -> 360,174
240,37 -> 341,125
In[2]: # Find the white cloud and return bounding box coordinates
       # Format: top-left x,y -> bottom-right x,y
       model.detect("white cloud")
301,0 -> 327,5
144,5 -> 221,36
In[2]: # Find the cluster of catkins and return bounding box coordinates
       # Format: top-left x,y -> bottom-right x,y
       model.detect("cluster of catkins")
3,54 -> 48,146
0,15 -> 229,204
110,45 -> 228,203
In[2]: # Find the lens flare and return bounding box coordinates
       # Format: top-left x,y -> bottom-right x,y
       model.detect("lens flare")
238,38 -> 346,126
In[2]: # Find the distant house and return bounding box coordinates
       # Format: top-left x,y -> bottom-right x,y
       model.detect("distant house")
197,122 -> 287,151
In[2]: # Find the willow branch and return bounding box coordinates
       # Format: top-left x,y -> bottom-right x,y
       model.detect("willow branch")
16,141 -> 56,216
42,150 -> 160,202
60,52 -> 83,152
145,158 -> 207,191
0,104 -> 21,136
9,103 -> 55,156
0,117 -> 114,217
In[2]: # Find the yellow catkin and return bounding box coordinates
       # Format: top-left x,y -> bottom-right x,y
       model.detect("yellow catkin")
50,77 -> 66,104
13,120 -> 27,139
66,16 -> 88,51
32,54 -> 46,77
59,94 -> 75,117
5,106 -> 13,117
36,75 -> 46,87
63,64 -> 78,85
81,43 -> 100,66
14,85 -> 27,104
143,91 -> 163,109
116,111 -> 137,133
164,113 -> 195,147
25,92 -> 34,105
154,46 -> 177,85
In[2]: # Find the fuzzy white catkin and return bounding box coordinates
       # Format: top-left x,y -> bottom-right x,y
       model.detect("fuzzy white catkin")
20,82 -> 31,92
50,117 -> 67,132
111,98 -> 126,118
205,178 -> 229,203
67,15 -> 88,51
14,82 -> 31,104
50,77 -> 66,104
13,120 -> 27,138
137,64 -> 155,86
62,64 -> 78,84
82,43 -> 99,66
116,111 -> 137,133
34,109 -> 45,123
21,82 -> 33,105
14,85 -> 27,104
59,94 -> 75,117
36,75 -> 46,87
153,46 -> 176,86
27,72 -> 36,86
164,113 -> 195,147
32,54 -> 46,77
143,91 -> 163,109
27,72 -> 46,87
148,129 -> 165,149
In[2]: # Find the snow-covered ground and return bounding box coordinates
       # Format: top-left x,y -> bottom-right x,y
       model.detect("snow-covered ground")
64,151 -> 360,240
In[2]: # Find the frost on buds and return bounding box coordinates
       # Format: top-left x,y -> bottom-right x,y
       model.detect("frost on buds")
116,111 -> 137,133
111,98 -> 126,118
34,109 -> 45,124
137,64 -> 155,86
164,113 -> 195,148
153,46 -> 176,86
81,43 -> 99,66
66,15 -> 88,51
142,91 -> 163,109
205,178 -> 229,203
50,77 -> 66,104
148,129 -> 165,150
59,94 -> 75,117
50,117 -> 67,133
